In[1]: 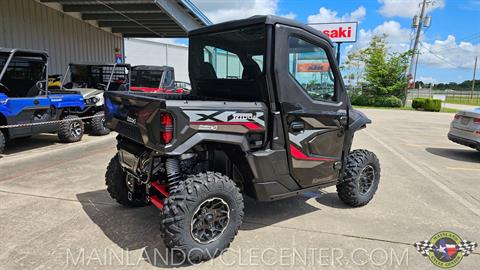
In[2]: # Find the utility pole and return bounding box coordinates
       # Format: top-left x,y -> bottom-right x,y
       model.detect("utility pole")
472,56 -> 478,99
408,0 -> 428,78
414,51 -> 420,97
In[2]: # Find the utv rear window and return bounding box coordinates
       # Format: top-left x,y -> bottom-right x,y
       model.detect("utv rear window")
131,69 -> 163,88
190,25 -> 265,80
189,25 -> 268,102
69,65 -> 128,89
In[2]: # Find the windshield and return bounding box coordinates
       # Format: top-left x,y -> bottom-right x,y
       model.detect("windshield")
189,25 -> 267,101
131,69 -> 163,88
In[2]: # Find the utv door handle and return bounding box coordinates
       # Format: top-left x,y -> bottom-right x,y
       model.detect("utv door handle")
290,121 -> 305,132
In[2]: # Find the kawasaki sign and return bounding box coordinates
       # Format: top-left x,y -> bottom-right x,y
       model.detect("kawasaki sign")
308,22 -> 358,43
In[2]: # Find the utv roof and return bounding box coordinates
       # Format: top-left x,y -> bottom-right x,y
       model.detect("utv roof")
68,62 -> 131,68
188,15 -> 333,46
132,65 -> 173,71
0,48 -> 49,59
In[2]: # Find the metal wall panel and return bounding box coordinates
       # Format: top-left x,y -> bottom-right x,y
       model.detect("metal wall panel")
0,0 -> 123,74
124,38 -> 189,82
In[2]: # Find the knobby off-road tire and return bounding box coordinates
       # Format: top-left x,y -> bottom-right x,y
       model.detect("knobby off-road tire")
0,130 -> 5,154
90,111 -> 110,136
160,172 -> 244,263
105,154 -> 148,207
337,149 -> 380,207
58,115 -> 84,143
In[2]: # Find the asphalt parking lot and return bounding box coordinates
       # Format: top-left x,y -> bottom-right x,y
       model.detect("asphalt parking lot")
0,109 -> 479,269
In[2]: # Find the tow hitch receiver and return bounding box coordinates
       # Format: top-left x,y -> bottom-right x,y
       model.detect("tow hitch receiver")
150,182 -> 169,210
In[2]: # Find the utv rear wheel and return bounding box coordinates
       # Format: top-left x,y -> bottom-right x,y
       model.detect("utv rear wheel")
0,130 -> 5,154
160,172 -> 244,263
105,154 -> 148,207
58,115 -> 84,143
90,111 -> 110,136
337,149 -> 380,207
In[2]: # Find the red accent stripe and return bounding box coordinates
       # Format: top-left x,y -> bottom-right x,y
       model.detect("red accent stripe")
151,182 -> 169,198
150,195 -> 164,209
130,86 -> 166,92
290,144 -> 335,161
191,121 -> 263,131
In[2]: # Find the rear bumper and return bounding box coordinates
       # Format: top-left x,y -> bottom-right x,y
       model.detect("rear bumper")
448,130 -> 480,150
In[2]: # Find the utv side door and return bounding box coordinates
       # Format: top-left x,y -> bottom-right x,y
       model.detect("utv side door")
4,96 -> 51,138
274,24 -> 349,188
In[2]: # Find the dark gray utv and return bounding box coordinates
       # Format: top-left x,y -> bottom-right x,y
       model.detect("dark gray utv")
103,15 -> 380,263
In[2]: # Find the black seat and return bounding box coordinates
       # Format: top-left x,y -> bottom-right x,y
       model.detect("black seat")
199,62 -> 217,79
242,62 -> 262,80
25,84 -> 41,97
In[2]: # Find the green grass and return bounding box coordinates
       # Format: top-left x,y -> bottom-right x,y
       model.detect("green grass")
445,96 -> 480,106
353,105 -> 460,113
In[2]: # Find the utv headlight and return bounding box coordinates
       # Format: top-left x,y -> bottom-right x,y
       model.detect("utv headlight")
85,97 -> 99,105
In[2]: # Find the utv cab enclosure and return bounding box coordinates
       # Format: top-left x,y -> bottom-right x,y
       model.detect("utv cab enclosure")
104,16 -> 380,262
0,49 -> 85,153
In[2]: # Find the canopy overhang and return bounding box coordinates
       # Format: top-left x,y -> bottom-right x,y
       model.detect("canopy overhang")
39,0 -> 212,38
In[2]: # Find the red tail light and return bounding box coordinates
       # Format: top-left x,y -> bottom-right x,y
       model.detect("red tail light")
160,113 -> 173,144
474,118 -> 480,124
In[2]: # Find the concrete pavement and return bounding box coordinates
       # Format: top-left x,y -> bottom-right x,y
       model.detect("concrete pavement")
0,109 -> 479,269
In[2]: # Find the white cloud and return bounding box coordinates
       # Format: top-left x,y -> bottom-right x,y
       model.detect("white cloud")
349,20 -> 412,53
419,35 -> 480,69
280,12 -> 297,20
347,20 -> 480,73
191,0 -> 278,23
378,0 -> 445,18
418,76 -> 436,83
307,6 -> 366,24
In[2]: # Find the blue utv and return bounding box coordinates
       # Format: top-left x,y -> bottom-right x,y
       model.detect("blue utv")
0,48 -> 86,153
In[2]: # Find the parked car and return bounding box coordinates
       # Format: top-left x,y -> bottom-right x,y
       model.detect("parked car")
103,16 -> 381,262
0,49 -> 85,153
61,62 -> 130,135
448,108 -> 480,151
130,65 -> 190,94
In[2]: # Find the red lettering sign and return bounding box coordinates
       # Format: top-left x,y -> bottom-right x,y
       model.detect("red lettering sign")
308,22 -> 358,43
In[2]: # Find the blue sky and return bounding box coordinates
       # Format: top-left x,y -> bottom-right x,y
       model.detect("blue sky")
186,0 -> 480,83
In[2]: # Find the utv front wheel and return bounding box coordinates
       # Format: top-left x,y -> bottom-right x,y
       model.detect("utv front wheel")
90,111 -> 110,136
58,115 -> 84,143
161,172 -> 244,263
337,149 -> 380,207
105,154 -> 148,207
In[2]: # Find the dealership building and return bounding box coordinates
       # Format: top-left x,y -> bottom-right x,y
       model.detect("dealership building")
0,0 -> 210,74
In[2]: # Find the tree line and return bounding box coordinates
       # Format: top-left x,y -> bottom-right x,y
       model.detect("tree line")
415,80 -> 480,91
